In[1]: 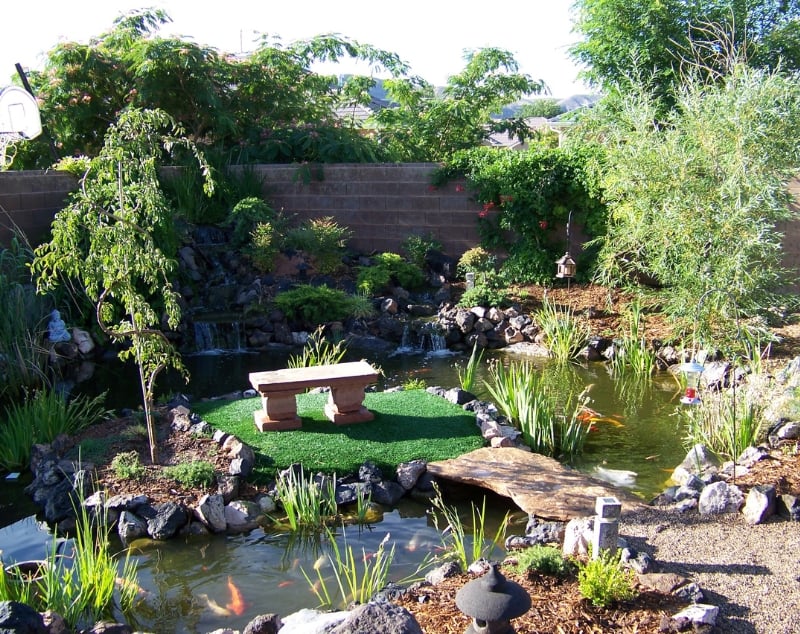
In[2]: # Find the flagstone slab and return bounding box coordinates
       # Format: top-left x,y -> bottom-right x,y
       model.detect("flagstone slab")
427,447 -> 647,521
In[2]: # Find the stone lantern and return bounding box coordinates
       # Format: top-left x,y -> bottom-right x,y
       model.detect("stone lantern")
455,563 -> 531,633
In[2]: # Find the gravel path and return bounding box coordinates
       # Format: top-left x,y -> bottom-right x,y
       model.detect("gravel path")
621,506 -> 800,633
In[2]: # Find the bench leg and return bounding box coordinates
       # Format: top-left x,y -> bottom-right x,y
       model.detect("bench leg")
324,384 -> 374,425
254,392 -> 302,431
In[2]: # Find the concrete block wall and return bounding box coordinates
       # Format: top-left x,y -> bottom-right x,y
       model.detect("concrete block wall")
0,171 -> 78,248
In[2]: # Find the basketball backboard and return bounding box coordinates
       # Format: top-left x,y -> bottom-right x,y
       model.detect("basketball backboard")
0,85 -> 42,140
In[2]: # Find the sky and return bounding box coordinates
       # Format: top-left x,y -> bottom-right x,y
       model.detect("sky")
1,1 -> 592,99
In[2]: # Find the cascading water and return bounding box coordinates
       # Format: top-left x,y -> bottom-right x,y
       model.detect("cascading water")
192,320 -> 245,353
194,321 -> 217,352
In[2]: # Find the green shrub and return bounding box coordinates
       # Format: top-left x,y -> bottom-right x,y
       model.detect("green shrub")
577,549 -> 637,607
508,545 -> 572,577
228,197 -> 277,247
247,221 -> 280,273
402,378 -> 427,390
402,233 -> 442,270
457,246 -> 496,277
275,285 -> 359,328
111,451 -> 146,480
357,253 -> 425,294
163,460 -> 215,488
286,216 -> 352,274
457,284 -> 509,309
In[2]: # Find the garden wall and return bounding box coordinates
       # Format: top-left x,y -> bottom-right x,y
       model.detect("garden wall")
3,166 -> 800,291
0,164 -> 482,259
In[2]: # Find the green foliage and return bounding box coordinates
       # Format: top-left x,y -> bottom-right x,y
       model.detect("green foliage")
52,155 -> 91,178
535,299 -> 589,361
507,545 -> 573,578
578,64 -> 800,334
576,549 -> 637,608
285,217 -> 352,275
436,145 -> 606,284
429,484 -> 509,571
32,108 -> 213,464
484,360 -> 592,460
0,239 -> 51,403
570,0 -> 800,108
609,300 -> 657,377
228,197 -> 277,247
275,285 -> 361,328
303,529 -> 396,609
356,253 -> 425,295
373,48 -> 545,161
247,222 -> 281,273
273,465 -> 338,531
402,233 -> 442,270
402,378 -> 427,391
0,390 -> 109,472
457,284 -> 509,309
288,326 -> 348,368
111,451 -> 146,480
679,389 -> 765,461
455,342 -> 484,393
0,497 -> 139,628
163,460 -> 215,488
516,99 -> 565,119
457,246 -> 496,278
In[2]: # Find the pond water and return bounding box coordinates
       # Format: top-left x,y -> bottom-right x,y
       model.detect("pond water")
0,341 -> 689,632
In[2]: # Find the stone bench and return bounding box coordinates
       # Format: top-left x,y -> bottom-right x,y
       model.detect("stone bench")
248,360 -> 380,431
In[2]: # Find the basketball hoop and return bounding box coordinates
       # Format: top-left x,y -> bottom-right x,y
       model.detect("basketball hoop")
0,85 -> 42,169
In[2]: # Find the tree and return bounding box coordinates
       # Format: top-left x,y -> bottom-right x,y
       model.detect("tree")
570,0 -> 800,105
32,108 -> 213,463
369,48 -> 547,161
517,99 -> 565,119
571,62 -> 800,342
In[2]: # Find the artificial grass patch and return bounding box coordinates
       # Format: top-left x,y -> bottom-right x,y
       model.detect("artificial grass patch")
191,389 -> 483,481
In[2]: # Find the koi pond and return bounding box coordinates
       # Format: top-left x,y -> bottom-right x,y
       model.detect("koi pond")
0,342 -> 687,632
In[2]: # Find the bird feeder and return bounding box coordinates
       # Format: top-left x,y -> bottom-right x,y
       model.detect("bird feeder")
678,361 -> 704,405
555,252 -> 576,279
455,563 -> 531,633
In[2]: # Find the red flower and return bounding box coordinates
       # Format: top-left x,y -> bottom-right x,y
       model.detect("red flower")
478,210 -> 488,218
482,201 -> 496,212
539,220 -> 548,230
428,185 -> 438,192
499,194 -> 514,204
455,184 -> 465,192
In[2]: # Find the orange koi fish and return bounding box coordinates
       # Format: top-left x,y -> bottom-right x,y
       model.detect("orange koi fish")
225,576 -> 246,616
278,580 -> 295,588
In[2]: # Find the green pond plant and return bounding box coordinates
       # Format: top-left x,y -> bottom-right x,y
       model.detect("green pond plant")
535,297 -> 588,362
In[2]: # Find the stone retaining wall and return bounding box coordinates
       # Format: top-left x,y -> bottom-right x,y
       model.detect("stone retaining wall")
3,167 -> 800,290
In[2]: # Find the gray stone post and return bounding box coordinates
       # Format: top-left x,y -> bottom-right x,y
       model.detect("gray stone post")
592,496 -> 621,559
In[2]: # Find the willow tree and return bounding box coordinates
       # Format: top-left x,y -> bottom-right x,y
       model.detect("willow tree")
33,108 -> 213,463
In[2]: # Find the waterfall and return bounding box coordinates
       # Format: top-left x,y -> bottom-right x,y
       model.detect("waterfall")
194,321 -> 217,352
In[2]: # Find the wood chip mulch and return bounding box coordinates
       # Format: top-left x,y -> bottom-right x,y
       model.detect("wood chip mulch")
394,570 -> 690,634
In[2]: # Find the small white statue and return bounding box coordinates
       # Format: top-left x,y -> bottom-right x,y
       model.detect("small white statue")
47,309 -> 71,343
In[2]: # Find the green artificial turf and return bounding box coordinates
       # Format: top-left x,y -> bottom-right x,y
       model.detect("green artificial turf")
191,390 -> 483,482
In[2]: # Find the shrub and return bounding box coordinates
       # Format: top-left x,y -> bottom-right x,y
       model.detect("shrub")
457,284 -> 509,309
247,221 -> 280,273
508,545 -> 572,577
402,233 -> 442,270
111,451 -> 146,480
577,549 -> 637,607
457,246 -> 496,277
163,460 -> 215,488
357,253 -> 425,295
285,216 -> 352,274
274,285 -> 356,328
228,197 -> 277,247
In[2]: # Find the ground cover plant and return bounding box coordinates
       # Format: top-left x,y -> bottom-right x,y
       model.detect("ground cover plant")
191,390 -> 483,482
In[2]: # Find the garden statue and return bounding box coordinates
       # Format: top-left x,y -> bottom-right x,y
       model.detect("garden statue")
47,309 -> 71,343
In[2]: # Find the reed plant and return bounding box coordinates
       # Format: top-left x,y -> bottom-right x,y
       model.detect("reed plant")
287,325 -> 347,368
0,389 -> 109,471
484,360 -> 591,460
455,342 -> 484,393
429,484 -> 508,571
679,388 -> 765,460
534,298 -> 588,361
274,466 -> 339,530
609,300 -> 657,377
0,489 -> 139,628
302,529 -> 395,608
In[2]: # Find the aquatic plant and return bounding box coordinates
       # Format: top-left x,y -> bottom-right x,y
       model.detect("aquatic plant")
274,465 -> 338,530
534,298 -> 588,361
